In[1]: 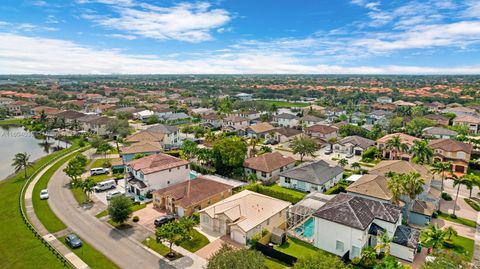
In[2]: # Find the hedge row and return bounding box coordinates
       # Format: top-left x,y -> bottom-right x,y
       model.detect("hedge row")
246,184 -> 303,204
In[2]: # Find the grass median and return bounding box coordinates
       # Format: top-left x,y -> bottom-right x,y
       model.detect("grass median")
59,235 -> 121,269
0,147 -> 74,269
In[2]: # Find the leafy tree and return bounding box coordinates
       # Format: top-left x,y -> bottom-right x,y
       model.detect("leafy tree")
338,124 -> 369,138
431,161 -> 452,192
375,231 -> 393,256
147,114 -> 160,125
387,173 -> 403,205
293,252 -> 349,269
106,119 -> 130,138
290,135 -> 318,162
360,247 -> 377,267
212,136 -> 247,176
180,216 -> 196,233
385,135 -> 408,160
207,244 -> 265,269
182,140 -> 199,160
108,195 -> 132,224
69,119 -> 81,132
411,140 -> 433,164
11,152 -> 33,178
351,162 -> 361,172
406,117 -> 434,136
362,146 -> 381,162
387,172 -> 424,219
156,221 -> 189,256
422,224 -> 445,249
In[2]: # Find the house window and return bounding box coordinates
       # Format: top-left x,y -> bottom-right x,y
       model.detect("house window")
267,219 -> 270,225
169,169 -> 171,172
285,178 -> 291,183
185,165 -> 188,169
336,241 -> 344,252
261,172 -> 267,178
351,246 -> 360,258
280,166 -> 284,172
167,181 -> 170,185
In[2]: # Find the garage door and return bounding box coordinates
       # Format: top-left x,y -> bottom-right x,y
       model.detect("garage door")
231,230 -> 246,245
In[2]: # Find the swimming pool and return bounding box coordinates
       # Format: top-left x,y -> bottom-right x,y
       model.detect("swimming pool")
294,217 -> 315,238
189,172 -> 198,179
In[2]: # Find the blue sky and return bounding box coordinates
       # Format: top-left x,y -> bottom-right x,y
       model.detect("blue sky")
0,0 -> 480,74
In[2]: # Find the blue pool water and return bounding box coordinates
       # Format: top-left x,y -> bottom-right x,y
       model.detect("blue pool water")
189,172 -> 198,179
294,217 -> 314,238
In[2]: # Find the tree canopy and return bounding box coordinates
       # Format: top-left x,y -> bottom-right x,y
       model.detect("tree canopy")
207,244 -> 266,269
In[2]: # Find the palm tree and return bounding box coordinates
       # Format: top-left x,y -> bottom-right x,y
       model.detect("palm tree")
385,135 -> 408,160
387,173 -> 403,205
338,158 -> 348,168
444,226 -> 458,241
351,162 -> 361,173
180,216 -> 196,234
431,161 -> 452,192
249,137 -> 259,157
422,224 -> 445,250
11,152 -> 33,178
81,178 -> 96,202
411,140 -> 433,164
402,172 -> 425,220
452,175 -> 470,216
360,247 -> 377,266
463,173 -> 480,198
69,119 -> 81,132
375,231 -> 393,256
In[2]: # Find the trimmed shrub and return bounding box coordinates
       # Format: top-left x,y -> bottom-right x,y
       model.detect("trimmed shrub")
132,216 -> 139,222
449,213 -> 457,219
245,184 -> 303,204
464,198 -> 480,211
441,192 -> 452,201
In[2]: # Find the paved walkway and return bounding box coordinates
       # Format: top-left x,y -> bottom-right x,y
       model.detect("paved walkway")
24,149 -> 89,269
432,218 -> 476,239
473,211 -> 480,266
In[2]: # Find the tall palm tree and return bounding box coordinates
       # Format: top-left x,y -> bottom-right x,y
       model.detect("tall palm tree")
462,173 -> 480,198
444,226 -> 457,241
338,158 -> 348,168
249,137 -> 259,157
375,231 -> 393,256
11,152 -> 33,178
387,173 -> 403,205
431,161 -> 452,192
402,172 -> 425,220
385,135 -> 408,160
422,224 -> 445,250
452,174 -> 470,216
351,162 -> 361,173
81,178 -> 96,202
411,140 -> 433,164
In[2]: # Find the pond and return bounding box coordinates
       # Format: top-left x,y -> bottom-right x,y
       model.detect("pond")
0,125 -> 70,180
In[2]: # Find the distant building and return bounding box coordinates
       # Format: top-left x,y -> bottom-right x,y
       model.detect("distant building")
376,96 -> 393,104
235,93 -> 253,101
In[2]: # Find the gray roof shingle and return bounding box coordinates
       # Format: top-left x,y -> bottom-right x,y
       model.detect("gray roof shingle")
279,160 -> 343,186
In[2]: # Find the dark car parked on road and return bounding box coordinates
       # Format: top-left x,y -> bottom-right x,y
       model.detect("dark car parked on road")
65,233 -> 83,248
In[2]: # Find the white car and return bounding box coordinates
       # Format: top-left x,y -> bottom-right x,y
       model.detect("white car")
106,190 -> 122,200
40,189 -> 49,200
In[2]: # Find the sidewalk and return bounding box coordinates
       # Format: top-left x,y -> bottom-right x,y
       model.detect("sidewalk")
24,149 -> 89,269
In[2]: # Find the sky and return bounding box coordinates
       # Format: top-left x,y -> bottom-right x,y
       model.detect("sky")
0,0 -> 480,74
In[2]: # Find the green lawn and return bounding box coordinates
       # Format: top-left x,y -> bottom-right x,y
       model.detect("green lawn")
32,151 -> 82,233
90,158 -> 115,169
90,174 -> 112,183
265,257 -> 290,269
96,202 -> 147,219
438,211 -> 477,228
179,229 -> 210,253
0,118 -> 24,126
274,237 -> 321,258
444,235 -> 475,261
59,235 -> 120,269
0,147 -> 76,269
142,237 -> 183,260
259,100 -> 310,108
95,209 -> 109,218
72,187 -> 88,204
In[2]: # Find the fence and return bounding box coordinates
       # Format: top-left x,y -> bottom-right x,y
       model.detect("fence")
19,146 -> 82,269
255,242 -> 297,266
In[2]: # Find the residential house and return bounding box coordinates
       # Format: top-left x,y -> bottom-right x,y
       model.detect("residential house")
376,96 -> 393,104
279,160 -> 343,193
154,107 -> 174,118
312,193 -> 419,262
424,114 -> 450,127
54,110 -> 86,125
146,124 -> 181,149
121,141 -> 163,162
306,124 -> 338,141
422,127 -> 458,139
222,116 -> 249,131
190,108 -> 214,115
153,177 -> 233,217
429,139 -> 472,175
367,110 -> 393,126
31,106 -> 61,117
442,106 -> 476,117
201,113 -> 222,129
126,153 -> 190,196
346,174 -> 393,203
133,110 -> 155,121
161,112 -> 190,123
272,127 -> 302,143
273,113 -> 299,128
299,115 -> 323,127
246,122 -> 276,139
235,93 -> 253,101
78,115 -> 111,136
0,97 -> 14,106
244,152 -> 295,182
235,110 -> 262,121
302,105 -> 326,115
333,136 -> 375,156
453,115 -> 480,134
376,133 -> 419,161
199,190 -> 290,245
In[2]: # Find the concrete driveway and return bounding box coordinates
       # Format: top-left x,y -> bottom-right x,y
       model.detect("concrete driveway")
92,183 -> 125,205
135,203 -> 166,232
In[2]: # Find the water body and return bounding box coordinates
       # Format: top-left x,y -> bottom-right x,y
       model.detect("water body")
0,125 -> 70,180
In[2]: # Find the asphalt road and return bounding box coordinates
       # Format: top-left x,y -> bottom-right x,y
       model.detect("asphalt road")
48,161 -> 175,269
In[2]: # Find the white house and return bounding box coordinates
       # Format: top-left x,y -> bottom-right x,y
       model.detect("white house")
279,160 -> 343,193
333,136 -> 375,156
244,152 -> 295,182
273,113 -> 299,128
312,193 -> 420,262
146,124 -> 181,149
199,190 -> 290,245
125,153 -> 190,196
235,93 -> 253,101
133,110 -> 155,121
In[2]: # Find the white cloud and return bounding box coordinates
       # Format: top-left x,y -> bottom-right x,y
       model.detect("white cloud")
108,33 -> 137,40
80,2 -> 231,42
76,0 -> 135,6
1,32 -> 479,75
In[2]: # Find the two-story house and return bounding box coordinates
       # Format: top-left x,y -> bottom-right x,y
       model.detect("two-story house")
376,133 -> 419,161
429,139 -> 472,175
146,124 -> 181,149
201,113 -> 222,129
306,124 -> 338,141
333,136 -> 376,156
245,122 -> 276,139
222,116 -> 249,133
244,152 -> 295,182
453,115 -> 480,134
126,153 -> 190,197
273,113 -> 299,128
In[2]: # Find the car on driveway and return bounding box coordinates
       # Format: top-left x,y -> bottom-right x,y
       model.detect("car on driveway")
40,189 -> 49,200
324,149 -> 332,155
65,233 -> 82,248
154,215 -> 175,227
346,152 -> 354,158
106,190 -> 122,200
90,167 -> 110,176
